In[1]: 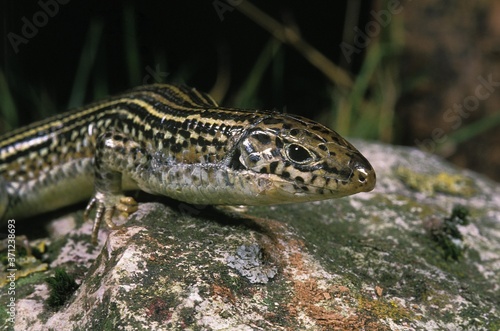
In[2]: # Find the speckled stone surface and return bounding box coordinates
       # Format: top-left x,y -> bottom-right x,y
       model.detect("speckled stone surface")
1,141 -> 499,330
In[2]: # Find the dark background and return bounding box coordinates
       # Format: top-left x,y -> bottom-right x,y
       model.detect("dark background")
1,0 -> 500,182
0,1 -> 370,123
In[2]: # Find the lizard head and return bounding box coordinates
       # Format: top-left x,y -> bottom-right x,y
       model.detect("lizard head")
232,113 -> 376,203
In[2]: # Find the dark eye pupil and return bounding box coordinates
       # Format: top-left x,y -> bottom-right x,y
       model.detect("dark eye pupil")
287,144 -> 312,164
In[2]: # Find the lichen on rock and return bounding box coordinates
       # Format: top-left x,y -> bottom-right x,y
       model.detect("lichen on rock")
1,141 -> 500,330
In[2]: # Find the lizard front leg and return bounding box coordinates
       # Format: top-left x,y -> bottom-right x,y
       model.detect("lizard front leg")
84,131 -> 148,244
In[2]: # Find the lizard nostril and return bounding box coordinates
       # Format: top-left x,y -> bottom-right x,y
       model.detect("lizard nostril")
348,153 -> 376,190
358,172 -> 367,183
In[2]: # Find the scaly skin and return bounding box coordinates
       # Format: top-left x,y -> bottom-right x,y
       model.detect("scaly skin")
0,84 -> 376,242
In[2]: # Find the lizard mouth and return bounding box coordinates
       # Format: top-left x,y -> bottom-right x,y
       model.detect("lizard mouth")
269,156 -> 376,198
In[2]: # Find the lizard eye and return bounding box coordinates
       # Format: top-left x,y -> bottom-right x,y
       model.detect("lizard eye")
285,144 -> 314,164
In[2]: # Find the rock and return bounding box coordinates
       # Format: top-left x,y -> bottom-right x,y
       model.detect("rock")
1,141 -> 499,330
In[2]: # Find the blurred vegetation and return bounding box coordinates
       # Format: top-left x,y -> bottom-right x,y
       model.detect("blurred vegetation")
0,70 -> 17,131
0,0 -> 496,155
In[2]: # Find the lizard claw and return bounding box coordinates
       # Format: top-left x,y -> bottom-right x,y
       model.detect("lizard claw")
84,193 -> 138,244
116,196 -> 139,215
